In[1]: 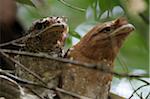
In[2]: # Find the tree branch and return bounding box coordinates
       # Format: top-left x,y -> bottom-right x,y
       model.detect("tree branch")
0,69 -> 91,99
0,51 -> 46,85
0,49 -> 148,78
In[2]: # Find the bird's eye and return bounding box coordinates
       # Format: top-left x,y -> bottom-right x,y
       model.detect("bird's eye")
100,27 -> 112,33
35,23 -> 44,30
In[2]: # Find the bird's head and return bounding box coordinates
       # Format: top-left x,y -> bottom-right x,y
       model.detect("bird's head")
26,16 -> 68,52
29,16 -> 68,44
74,17 -> 135,64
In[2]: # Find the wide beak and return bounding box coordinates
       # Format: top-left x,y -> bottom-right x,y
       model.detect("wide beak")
109,23 -> 135,37
44,22 -> 68,32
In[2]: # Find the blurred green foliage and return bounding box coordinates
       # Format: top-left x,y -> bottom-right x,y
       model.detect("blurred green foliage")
17,0 -> 149,73
16,0 -> 35,7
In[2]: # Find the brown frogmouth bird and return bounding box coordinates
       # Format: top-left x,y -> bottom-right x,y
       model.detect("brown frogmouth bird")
15,16 -> 68,98
61,18 -> 134,99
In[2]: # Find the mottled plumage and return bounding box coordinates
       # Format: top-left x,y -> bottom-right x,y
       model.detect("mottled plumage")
61,18 -> 134,99
15,16 -> 68,98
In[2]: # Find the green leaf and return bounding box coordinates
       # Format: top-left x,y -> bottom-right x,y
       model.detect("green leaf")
145,0 -> 149,4
98,0 -> 109,12
69,30 -> 81,39
115,32 -> 149,72
17,0 -> 35,7
65,35 -> 73,48
98,0 -> 120,13
88,0 -> 95,4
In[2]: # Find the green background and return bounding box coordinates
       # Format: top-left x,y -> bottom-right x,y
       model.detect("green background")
16,0 -> 149,98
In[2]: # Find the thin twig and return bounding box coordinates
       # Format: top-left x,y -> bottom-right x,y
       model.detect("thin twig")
0,34 -> 30,47
25,86 -> 44,99
0,49 -> 148,78
0,50 -> 46,85
55,88 -> 91,99
0,70 -> 91,99
137,78 -> 150,85
145,91 -> 150,99
140,92 -> 144,99
0,23 -> 64,47
128,84 -> 148,99
12,42 -> 26,47
117,54 -> 142,98
58,0 -> 86,12
0,71 -> 44,99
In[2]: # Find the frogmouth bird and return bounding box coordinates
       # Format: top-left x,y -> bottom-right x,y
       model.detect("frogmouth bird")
61,18 -> 134,99
15,16 -> 68,98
